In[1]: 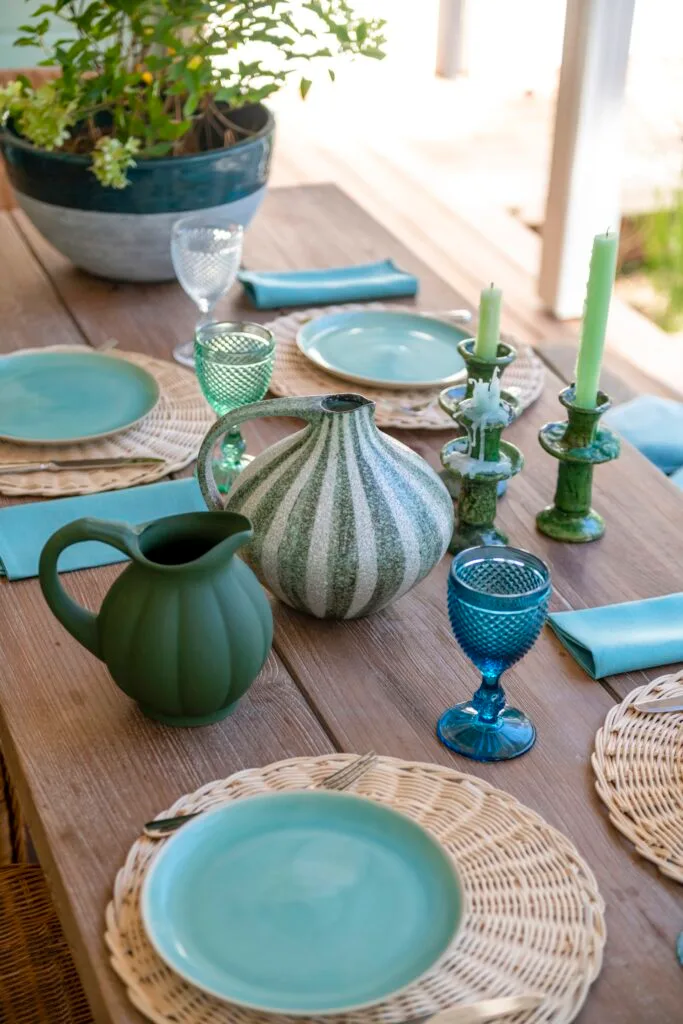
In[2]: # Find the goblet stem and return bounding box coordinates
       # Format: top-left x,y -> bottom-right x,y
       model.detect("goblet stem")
471,674 -> 505,723
220,429 -> 246,470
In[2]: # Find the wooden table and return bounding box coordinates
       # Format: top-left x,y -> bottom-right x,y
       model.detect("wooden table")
0,185 -> 681,1023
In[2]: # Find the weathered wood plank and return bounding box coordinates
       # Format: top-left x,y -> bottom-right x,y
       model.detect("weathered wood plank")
0,214 -> 85,350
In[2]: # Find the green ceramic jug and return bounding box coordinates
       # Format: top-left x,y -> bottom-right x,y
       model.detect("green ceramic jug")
39,512 -> 273,726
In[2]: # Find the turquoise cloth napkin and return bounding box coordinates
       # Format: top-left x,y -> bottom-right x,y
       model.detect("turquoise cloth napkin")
0,477 -> 205,580
547,593 -> 683,679
604,395 -> 683,475
238,259 -> 418,309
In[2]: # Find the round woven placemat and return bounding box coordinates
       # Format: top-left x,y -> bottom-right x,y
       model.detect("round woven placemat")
0,346 -> 214,498
592,670 -> 683,883
106,754 -> 605,1024
267,306 -> 546,430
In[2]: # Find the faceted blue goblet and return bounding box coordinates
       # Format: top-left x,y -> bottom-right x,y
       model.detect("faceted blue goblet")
437,546 -> 551,762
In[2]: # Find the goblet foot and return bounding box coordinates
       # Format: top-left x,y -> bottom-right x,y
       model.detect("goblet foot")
212,453 -> 253,493
173,339 -> 195,368
437,701 -> 536,761
536,505 -> 605,543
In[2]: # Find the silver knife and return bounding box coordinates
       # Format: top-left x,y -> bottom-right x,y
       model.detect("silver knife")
0,457 -> 166,474
634,695 -> 683,714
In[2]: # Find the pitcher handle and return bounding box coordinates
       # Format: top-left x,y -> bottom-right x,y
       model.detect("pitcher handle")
197,394 -> 331,510
39,518 -> 142,658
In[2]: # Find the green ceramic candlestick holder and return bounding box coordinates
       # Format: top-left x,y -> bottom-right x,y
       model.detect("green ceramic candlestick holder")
439,338 -> 520,420
440,394 -> 523,554
536,385 -> 620,543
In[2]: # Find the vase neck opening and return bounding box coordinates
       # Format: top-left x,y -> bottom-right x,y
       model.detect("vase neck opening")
320,394 -> 374,415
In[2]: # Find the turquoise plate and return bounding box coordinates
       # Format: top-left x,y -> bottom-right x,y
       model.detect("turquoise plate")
0,350 -> 160,445
296,311 -> 469,390
142,791 -> 464,1015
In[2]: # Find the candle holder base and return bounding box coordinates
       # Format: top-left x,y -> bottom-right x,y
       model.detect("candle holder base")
536,505 -> 605,544
448,521 -> 509,555
536,386 -> 619,544
441,429 -> 522,556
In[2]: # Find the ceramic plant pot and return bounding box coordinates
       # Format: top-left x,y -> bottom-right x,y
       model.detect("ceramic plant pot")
197,393 -> 454,619
0,103 -> 274,281
39,511 -> 273,726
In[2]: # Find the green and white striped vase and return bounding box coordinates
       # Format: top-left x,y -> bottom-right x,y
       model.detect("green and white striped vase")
197,394 -> 454,619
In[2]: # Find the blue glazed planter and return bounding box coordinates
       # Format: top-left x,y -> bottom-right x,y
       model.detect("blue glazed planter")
0,103 -> 274,282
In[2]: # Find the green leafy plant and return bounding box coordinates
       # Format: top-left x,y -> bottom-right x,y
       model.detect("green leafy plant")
0,0 -> 385,188
637,193 -> 683,331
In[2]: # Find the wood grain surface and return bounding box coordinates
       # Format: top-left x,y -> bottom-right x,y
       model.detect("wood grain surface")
0,186 -> 681,1023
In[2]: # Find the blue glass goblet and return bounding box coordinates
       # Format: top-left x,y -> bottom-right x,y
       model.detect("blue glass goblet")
437,546 -> 551,762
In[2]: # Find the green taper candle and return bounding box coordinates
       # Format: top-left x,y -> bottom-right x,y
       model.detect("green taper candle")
574,231 -> 619,409
474,283 -> 502,360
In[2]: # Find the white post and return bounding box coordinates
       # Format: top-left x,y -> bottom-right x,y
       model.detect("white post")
435,0 -> 467,79
539,0 -> 635,319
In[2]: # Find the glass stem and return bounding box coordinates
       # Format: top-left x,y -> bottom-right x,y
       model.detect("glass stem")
196,303 -> 215,330
472,674 -> 506,724
220,429 -> 246,470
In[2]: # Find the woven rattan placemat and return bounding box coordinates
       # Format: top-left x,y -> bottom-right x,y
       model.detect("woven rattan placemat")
267,307 -> 546,430
106,754 -> 605,1024
593,670 -> 683,883
0,346 -> 214,498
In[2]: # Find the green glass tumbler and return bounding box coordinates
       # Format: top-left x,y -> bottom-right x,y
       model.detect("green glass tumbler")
195,321 -> 275,492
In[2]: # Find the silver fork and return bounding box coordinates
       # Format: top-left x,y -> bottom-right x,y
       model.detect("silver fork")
143,752 -> 377,839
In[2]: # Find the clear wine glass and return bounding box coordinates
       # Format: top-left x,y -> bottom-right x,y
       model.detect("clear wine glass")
170,214 -> 244,368
195,321 -> 275,492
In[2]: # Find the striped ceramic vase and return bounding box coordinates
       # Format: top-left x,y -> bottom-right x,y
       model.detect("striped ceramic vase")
197,394 -> 454,619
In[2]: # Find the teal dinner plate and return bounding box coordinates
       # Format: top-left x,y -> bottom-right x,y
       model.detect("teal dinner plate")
142,791 -> 464,1014
296,311 -> 469,389
0,349 -> 160,444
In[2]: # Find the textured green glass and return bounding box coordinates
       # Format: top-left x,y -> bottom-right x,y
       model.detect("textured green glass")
195,322 -> 275,491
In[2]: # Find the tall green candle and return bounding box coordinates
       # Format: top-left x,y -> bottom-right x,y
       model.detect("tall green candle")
474,284 -> 502,360
574,231 -> 619,408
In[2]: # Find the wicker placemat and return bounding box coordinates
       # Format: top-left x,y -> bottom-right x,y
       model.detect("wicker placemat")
0,346 -> 214,497
267,306 -> 546,430
106,754 -> 605,1024
592,670 -> 683,883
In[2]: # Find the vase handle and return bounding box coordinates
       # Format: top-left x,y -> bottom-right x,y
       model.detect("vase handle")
197,394 -> 331,511
39,518 -> 142,658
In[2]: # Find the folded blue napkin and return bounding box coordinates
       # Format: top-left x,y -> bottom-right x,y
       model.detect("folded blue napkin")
0,477 -> 205,580
547,593 -> 683,679
238,259 -> 418,309
604,395 -> 683,475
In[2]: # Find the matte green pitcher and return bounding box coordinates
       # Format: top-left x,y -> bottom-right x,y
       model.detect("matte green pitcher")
39,512 -> 273,726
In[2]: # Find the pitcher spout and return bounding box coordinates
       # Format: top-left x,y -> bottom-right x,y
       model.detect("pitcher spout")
137,512 -> 253,570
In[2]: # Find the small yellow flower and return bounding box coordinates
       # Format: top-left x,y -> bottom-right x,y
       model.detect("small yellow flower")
167,47 -> 176,56
143,26 -> 154,36
187,56 -> 202,71
141,71 -> 153,85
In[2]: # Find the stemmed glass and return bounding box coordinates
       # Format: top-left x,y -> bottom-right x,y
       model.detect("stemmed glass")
437,546 -> 551,762
194,321 -> 275,491
170,214 -> 244,368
